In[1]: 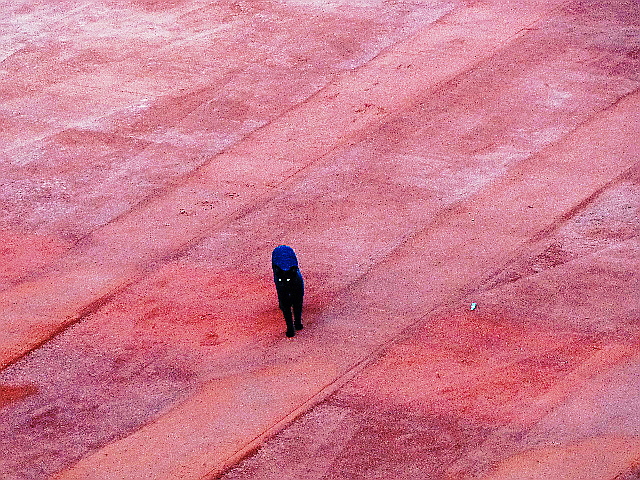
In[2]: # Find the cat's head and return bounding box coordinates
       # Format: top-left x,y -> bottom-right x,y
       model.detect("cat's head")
274,265 -> 299,284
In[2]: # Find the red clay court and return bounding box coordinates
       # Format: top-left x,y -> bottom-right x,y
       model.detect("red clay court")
0,0 -> 639,478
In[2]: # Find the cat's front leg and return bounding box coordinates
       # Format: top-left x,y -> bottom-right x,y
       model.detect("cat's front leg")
282,306 -> 296,337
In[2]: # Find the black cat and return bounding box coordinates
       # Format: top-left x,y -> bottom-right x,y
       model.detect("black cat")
272,245 -> 304,337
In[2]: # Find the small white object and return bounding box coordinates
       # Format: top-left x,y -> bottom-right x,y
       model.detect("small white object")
470,303 -> 477,311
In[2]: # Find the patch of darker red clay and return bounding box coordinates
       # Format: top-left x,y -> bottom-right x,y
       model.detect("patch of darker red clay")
345,306 -> 606,424
0,384 -> 38,409
0,230 -> 71,289
95,262 -> 285,350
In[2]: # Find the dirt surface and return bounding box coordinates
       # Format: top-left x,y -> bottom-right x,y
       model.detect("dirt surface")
0,0 -> 638,479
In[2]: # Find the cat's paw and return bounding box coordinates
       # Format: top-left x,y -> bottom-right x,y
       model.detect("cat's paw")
294,322 -> 303,331
286,329 -> 296,338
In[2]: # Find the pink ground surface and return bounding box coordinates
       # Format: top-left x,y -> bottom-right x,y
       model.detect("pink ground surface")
0,0 -> 639,479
